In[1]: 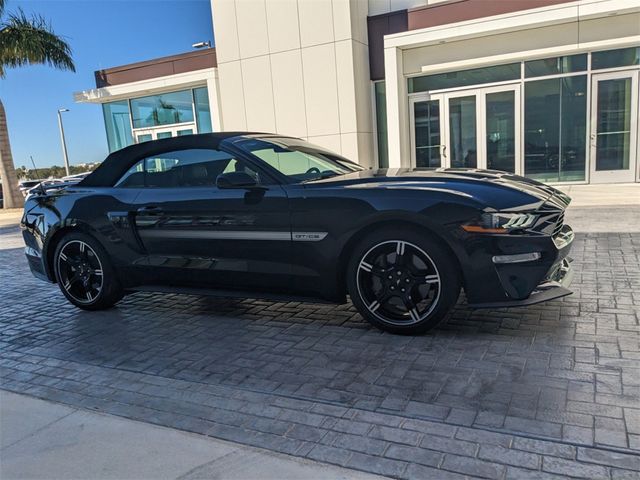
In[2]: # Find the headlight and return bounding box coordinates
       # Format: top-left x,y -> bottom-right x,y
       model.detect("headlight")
462,212 -> 538,234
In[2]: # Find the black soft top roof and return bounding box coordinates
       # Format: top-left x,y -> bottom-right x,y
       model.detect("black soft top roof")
80,132 -> 258,187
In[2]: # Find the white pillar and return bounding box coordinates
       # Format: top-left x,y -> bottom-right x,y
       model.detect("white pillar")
384,46 -> 410,168
207,74 -> 223,132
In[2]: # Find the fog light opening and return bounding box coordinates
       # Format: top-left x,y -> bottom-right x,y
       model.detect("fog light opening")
492,252 -> 542,264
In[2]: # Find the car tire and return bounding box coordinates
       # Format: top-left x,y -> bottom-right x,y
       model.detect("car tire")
53,231 -> 123,310
346,227 -> 461,335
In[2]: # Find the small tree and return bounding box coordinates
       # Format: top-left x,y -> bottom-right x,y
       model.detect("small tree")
0,0 -> 75,208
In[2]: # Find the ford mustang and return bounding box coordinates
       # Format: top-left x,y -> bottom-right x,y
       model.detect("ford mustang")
21,133 -> 574,334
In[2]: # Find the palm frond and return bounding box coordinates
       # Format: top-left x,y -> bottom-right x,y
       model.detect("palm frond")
0,8 -> 75,77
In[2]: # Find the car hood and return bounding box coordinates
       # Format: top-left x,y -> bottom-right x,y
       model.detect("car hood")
304,168 -> 571,211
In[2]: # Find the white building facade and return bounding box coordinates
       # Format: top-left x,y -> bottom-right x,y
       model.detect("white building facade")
77,0 -> 640,185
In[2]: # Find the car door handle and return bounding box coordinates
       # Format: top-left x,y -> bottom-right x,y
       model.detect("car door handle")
136,206 -> 163,214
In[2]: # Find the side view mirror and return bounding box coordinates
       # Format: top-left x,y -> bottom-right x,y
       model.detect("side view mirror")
216,171 -> 258,189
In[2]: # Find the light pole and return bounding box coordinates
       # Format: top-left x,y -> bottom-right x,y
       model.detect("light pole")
57,108 -> 70,176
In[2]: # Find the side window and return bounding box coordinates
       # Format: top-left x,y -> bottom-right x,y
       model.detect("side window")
115,159 -> 145,187
115,148 -> 261,188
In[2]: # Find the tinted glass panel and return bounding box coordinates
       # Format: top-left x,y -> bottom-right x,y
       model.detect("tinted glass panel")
448,96 -> 477,168
414,100 -> 441,168
595,78 -> 631,171
237,137 -> 356,182
524,76 -> 587,182
525,54 -> 587,78
592,47 -> 640,70
375,82 -> 389,168
115,159 -> 145,187
408,64 -> 520,93
486,91 -> 516,173
559,76 -> 587,181
102,101 -> 133,152
525,79 -> 560,181
130,90 -> 194,128
142,149 -> 252,188
193,87 -> 213,133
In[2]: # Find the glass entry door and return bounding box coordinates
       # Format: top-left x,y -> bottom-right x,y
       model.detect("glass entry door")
411,95 -> 446,168
590,71 -> 639,183
134,123 -> 196,144
411,84 -> 520,173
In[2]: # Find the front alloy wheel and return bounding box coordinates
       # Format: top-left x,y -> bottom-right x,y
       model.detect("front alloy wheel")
347,228 -> 461,334
357,240 -> 441,325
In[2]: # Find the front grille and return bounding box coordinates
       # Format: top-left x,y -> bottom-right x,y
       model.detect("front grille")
552,211 -> 564,237
526,204 -> 564,236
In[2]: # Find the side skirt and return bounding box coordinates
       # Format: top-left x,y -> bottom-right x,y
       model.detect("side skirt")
127,285 -> 344,305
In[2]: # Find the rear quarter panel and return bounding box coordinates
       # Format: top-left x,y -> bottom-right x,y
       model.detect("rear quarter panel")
22,187 -> 143,283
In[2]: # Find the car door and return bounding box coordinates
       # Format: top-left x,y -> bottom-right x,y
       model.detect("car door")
122,147 -> 291,291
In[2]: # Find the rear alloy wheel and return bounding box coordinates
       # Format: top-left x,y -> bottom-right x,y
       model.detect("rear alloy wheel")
54,232 -> 123,310
347,228 -> 461,334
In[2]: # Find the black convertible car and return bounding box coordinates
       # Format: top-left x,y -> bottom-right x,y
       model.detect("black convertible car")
21,133 -> 574,334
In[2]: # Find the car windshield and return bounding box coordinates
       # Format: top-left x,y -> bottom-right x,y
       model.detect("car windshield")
232,136 -> 363,182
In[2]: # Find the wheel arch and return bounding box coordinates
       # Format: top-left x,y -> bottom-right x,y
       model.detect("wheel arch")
336,217 -> 464,297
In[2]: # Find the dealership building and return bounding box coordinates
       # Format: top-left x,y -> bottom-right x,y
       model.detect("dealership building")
75,0 -> 639,184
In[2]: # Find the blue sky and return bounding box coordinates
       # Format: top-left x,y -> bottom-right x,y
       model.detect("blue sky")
0,0 -> 214,168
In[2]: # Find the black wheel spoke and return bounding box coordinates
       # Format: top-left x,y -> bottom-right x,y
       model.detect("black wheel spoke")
402,296 -> 421,323
421,274 -> 439,285
63,274 -> 80,290
394,241 -> 407,267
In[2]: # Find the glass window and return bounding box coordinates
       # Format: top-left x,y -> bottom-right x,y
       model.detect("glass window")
233,137 -> 362,182
448,96 -> 477,168
486,91 -> 516,173
102,101 -> 133,152
193,87 -> 213,133
592,47 -> 640,70
116,149 -> 258,188
130,90 -> 194,128
560,76 -> 587,181
408,63 -> 520,93
414,100 -> 442,168
525,54 -> 587,78
374,82 -> 388,168
524,76 -> 587,182
144,149 -> 251,187
115,159 -> 145,187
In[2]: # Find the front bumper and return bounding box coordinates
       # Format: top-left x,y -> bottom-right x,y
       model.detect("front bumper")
462,224 -> 575,308
468,256 -> 573,308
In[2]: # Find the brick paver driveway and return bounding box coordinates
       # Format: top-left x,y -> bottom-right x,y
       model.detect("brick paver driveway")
1,208 -> 639,480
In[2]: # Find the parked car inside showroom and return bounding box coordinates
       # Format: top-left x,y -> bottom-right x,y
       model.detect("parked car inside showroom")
20,133 -> 574,334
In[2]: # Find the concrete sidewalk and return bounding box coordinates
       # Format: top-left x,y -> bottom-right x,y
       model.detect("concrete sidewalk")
555,183 -> 640,207
0,390 -> 383,480
0,209 -> 22,227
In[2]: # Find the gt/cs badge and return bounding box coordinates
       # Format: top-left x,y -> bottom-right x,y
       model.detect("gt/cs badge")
292,232 -> 327,241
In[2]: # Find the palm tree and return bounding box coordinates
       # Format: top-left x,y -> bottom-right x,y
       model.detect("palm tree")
0,0 -> 74,208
